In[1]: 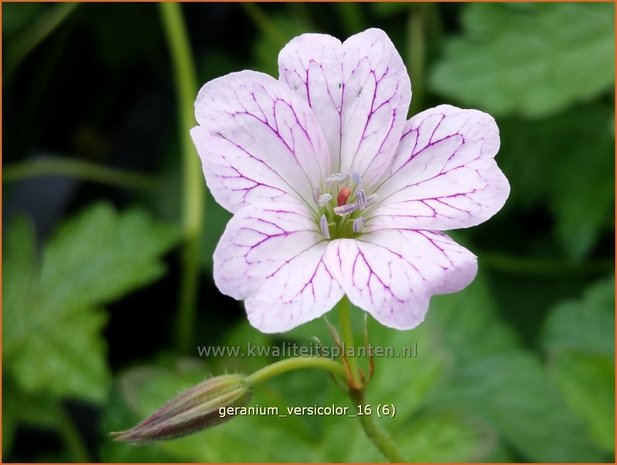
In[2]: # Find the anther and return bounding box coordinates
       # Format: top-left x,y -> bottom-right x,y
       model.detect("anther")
356,188 -> 367,209
325,173 -> 348,184
320,215 -> 330,239
312,187 -> 321,204
352,217 -> 365,233
334,202 -> 358,216
349,171 -> 362,185
318,193 -> 332,206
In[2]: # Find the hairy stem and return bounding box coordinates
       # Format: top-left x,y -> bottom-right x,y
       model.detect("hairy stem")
337,297 -> 406,462
245,357 -> 347,386
337,296 -> 360,387
349,388 -> 407,462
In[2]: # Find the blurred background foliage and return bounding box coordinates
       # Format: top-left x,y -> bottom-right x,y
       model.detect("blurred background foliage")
2,2 -> 614,462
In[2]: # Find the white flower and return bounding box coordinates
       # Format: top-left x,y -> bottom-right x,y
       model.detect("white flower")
191,28 -> 510,333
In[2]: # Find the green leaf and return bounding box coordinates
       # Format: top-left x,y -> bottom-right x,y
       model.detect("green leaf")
543,278 -> 615,452
428,350 -> 604,461
338,408 -> 495,463
429,3 -> 615,118
3,374 -> 63,430
363,316 -> 449,429
11,305 -> 109,401
499,104 -> 614,258
425,276 -> 607,461
550,351 -> 614,452
543,277 -> 614,356
4,217 -> 38,344
393,410 -> 496,462
4,204 -> 180,402
40,204 -> 179,310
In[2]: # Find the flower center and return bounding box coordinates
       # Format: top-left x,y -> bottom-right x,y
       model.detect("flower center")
313,171 -> 376,240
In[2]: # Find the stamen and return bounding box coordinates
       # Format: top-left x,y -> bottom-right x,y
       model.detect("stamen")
352,217 -> 365,233
337,187 -> 353,206
320,214 -> 330,239
312,187 -> 321,204
318,193 -> 332,206
366,193 -> 378,206
325,173 -> 348,184
356,188 -> 367,209
349,171 -> 362,185
334,202 -> 358,216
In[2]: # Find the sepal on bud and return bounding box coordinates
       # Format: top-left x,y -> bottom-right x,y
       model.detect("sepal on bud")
111,374 -> 251,443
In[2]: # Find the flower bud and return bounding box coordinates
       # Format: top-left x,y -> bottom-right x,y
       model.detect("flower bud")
112,374 -> 251,443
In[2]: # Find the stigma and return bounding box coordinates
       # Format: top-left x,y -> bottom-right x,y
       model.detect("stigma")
337,187 -> 353,206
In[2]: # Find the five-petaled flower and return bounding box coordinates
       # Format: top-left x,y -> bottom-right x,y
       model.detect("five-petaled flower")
191,28 -> 510,333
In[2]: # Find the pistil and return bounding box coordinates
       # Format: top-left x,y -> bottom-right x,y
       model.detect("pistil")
337,187 -> 353,206
356,189 -> 367,209
314,171 -> 371,239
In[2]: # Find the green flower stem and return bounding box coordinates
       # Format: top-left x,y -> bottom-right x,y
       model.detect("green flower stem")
336,297 -> 406,461
349,388 -> 407,463
3,157 -> 157,190
245,357 -> 347,386
159,3 -> 205,353
57,406 -> 90,462
244,309 -> 406,462
337,296 -> 360,386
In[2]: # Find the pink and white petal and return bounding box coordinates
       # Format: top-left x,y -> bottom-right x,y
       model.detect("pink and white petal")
192,70 -> 331,214
278,28 -> 411,188
368,105 -> 510,231
326,230 -> 477,330
213,202 -> 343,333
278,33 -> 343,167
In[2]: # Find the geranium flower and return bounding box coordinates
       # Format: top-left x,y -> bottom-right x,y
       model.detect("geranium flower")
191,28 -> 509,333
